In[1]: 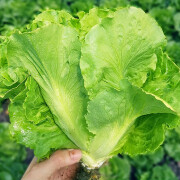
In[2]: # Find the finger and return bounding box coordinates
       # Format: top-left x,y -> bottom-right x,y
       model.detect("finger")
41,149 -> 82,171
22,149 -> 82,180
24,157 -> 38,174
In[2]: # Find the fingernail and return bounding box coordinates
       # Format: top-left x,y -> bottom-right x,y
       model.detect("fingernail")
69,150 -> 82,161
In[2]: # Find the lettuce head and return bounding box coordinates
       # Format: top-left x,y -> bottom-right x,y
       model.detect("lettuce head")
0,7 -> 180,168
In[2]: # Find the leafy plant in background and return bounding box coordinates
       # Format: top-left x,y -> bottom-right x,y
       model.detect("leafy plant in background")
100,146 -> 178,180
165,126 -> 180,161
128,147 -> 165,179
0,0 -> 61,35
0,123 -> 27,180
100,156 -> 131,180
140,165 -> 178,180
99,0 -> 129,8
166,41 -> 180,66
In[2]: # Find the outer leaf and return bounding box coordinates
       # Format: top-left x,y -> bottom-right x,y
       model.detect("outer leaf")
116,113 -> 178,156
83,80 -> 177,167
7,24 -> 91,150
9,77 -> 76,159
81,7 -> 166,98
0,38 -> 27,101
143,52 -> 180,115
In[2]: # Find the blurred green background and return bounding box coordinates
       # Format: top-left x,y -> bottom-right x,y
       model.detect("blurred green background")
0,0 -> 180,180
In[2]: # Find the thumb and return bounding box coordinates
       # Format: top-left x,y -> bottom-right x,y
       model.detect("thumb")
22,149 -> 82,180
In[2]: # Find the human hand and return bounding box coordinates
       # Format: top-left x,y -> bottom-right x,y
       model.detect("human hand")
22,149 -> 82,180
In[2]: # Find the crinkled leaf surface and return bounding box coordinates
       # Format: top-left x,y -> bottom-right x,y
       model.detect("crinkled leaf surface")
143,51 -> 180,115
81,7 -> 166,98
116,113 -> 178,156
0,40 -> 27,100
79,7 -> 180,167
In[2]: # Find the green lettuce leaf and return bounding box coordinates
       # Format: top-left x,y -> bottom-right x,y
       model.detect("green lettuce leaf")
9,77 -> 76,159
83,80 -> 177,166
81,7 -> 166,98
0,37 -> 27,101
143,51 -> 180,115
7,23 -> 91,151
117,113 -> 178,156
